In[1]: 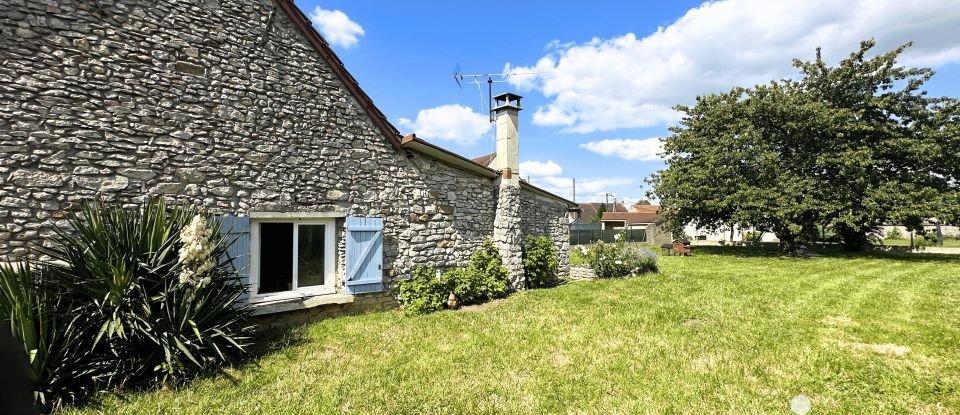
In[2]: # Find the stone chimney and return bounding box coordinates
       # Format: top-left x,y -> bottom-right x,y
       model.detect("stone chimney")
491,92 -> 524,289
492,92 -> 522,185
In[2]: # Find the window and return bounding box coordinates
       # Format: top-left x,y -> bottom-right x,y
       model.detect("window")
250,218 -> 336,302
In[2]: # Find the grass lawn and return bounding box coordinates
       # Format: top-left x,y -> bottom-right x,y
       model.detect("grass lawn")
881,238 -> 960,248
66,249 -> 960,414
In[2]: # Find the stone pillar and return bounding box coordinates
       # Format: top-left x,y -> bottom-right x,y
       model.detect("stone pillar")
552,214 -> 571,279
493,183 -> 524,290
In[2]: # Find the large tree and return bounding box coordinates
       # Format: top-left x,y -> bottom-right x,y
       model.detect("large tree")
651,41 -> 960,253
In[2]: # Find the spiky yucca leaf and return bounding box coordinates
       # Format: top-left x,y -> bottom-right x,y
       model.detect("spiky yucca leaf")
0,263 -> 110,412
41,199 -> 253,387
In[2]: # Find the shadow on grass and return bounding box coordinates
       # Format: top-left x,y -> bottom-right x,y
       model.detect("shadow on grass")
77,321 -> 315,412
689,243 -> 960,263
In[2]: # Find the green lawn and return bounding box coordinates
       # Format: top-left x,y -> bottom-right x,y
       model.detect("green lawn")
67,249 -> 960,414
881,238 -> 960,247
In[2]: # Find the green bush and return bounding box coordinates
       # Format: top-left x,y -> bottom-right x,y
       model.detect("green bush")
442,267 -> 482,305
913,231 -> 939,249
586,242 -> 658,278
0,263 -> 108,412
40,200 -> 253,387
0,199 -> 254,411
397,266 -> 446,315
466,240 -> 510,299
743,230 -> 763,242
398,240 -> 509,314
522,236 -> 558,288
569,245 -> 590,266
885,228 -> 904,240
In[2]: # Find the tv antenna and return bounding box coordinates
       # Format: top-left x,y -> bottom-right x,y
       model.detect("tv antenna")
452,64 -> 538,122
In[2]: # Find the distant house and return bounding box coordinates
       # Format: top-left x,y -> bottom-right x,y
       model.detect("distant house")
570,202 -> 628,224
600,206 -> 660,230
682,224 -> 779,242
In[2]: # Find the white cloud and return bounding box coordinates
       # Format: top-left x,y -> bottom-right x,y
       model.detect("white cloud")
396,104 -> 492,145
581,138 -> 663,161
505,0 -> 960,133
519,160 -> 563,177
528,176 -> 634,201
309,7 -> 365,49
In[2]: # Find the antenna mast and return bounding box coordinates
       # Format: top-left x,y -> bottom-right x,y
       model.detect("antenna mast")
452,67 -> 538,122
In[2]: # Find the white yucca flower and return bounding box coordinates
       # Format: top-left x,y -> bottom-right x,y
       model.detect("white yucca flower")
178,214 -> 216,288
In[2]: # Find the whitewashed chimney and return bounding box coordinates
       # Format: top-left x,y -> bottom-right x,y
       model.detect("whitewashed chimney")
491,92 -> 525,289
492,92 -> 522,185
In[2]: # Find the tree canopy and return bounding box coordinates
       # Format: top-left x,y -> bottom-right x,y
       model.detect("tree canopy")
650,41 -> 960,253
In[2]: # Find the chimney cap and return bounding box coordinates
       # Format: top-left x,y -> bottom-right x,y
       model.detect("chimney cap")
493,92 -> 522,112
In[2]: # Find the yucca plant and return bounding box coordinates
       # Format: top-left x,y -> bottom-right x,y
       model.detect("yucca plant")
0,263 -> 109,412
41,199 -> 253,387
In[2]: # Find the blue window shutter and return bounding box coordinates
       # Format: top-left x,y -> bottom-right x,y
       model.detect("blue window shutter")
219,215 -> 250,299
345,216 -> 384,294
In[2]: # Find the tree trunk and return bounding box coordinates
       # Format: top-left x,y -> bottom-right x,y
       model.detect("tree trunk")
835,224 -> 869,252
774,228 -> 799,255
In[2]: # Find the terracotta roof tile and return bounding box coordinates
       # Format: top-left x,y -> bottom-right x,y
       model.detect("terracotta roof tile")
601,211 -> 661,225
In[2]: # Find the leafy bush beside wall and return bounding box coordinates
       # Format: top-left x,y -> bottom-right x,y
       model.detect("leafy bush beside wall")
522,236 -> 559,288
397,240 -> 509,315
460,240 -> 509,301
397,266 -> 447,315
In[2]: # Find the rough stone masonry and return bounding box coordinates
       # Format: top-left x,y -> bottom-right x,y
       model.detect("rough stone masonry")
0,0 -> 572,298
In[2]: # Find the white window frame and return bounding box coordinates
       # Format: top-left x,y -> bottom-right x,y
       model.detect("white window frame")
249,217 -> 337,303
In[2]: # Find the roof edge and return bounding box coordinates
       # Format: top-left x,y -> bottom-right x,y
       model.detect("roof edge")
400,135 -> 577,207
400,134 -> 499,178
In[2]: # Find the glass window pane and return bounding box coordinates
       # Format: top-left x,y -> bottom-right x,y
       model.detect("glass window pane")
297,224 -> 326,288
259,223 -> 293,294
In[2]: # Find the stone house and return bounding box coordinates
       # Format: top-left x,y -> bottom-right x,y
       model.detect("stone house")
0,0 -> 575,325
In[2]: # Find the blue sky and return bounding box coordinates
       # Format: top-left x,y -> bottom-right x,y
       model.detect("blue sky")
297,0 -> 960,205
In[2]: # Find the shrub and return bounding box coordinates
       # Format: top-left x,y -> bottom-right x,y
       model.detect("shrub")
442,267 -> 482,305
569,245 -> 590,266
522,236 -> 558,288
587,242 -> 658,278
913,231 -> 939,249
399,241 -> 509,313
397,266 -> 446,315
885,228 -> 903,240
0,263 -> 108,412
41,199 -> 253,387
464,240 -> 509,300
743,230 -> 763,242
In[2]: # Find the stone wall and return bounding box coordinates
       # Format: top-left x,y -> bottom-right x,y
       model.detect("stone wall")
0,0 -> 499,279
520,189 -> 571,278
493,183 -> 524,289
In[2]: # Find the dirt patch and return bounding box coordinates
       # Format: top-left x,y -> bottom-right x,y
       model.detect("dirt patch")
459,297 -> 509,312
552,351 -> 572,368
821,315 -> 858,327
691,353 -> 723,373
682,318 -> 705,327
848,342 -> 911,357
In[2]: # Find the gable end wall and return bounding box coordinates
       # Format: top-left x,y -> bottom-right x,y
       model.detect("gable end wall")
0,0 -> 499,279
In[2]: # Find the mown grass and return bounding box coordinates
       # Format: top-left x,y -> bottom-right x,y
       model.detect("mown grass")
881,238 -> 960,248
66,250 -> 960,414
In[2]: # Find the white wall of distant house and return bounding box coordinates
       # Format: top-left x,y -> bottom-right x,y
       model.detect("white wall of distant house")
684,224 -> 780,243
880,225 -> 959,239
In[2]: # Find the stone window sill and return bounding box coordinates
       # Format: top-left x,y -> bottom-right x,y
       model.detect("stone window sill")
250,293 -> 354,316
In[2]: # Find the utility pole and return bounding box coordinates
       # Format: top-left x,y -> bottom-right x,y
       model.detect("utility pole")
572,178 -> 576,202
604,192 -> 614,212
